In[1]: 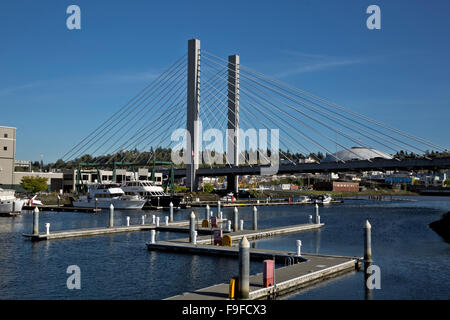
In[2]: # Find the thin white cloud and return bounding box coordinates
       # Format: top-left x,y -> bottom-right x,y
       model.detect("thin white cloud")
0,81 -> 43,96
274,50 -> 369,78
89,70 -> 160,84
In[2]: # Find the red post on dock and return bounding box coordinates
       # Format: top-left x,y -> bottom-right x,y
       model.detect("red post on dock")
263,260 -> 274,288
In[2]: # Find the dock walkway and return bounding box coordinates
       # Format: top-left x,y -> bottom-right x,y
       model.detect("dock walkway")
22,219 -> 227,241
166,253 -> 360,300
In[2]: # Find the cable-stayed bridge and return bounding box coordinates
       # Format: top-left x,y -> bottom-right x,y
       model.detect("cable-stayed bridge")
61,39 -> 450,192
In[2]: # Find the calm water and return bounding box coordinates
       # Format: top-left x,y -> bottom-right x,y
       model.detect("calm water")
0,196 -> 449,300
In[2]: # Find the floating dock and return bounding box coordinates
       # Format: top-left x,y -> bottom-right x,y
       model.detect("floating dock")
147,241 -> 307,263
22,205 -> 101,213
165,252 -> 360,300
22,218 -> 227,241
146,221 -> 362,300
187,223 -> 324,244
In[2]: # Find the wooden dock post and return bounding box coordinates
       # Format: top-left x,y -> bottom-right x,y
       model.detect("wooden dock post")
45,223 -> 50,235
253,206 -> 258,230
152,215 -> 156,225
189,212 -> 196,243
109,204 -> 114,228
33,207 -> 39,235
156,217 -> 160,227
142,215 -> 145,225
234,207 -> 239,232
239,236 -> 250,299
240,219 -> 244,231
126,216 -> 130,227
169,202 -> 174,222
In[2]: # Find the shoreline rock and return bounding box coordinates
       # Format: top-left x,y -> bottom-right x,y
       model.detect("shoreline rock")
430,212 -> 450,243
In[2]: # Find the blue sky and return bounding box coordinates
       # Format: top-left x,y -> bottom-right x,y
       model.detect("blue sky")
0,0 -> 449,162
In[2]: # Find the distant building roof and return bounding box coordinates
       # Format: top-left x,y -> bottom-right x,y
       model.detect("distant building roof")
322,146 -> 393,162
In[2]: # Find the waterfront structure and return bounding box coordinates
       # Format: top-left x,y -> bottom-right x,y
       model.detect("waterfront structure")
0,126 -> 62,191
322,146 -> 393,162
62,169 -> 163,193
0,126 -> 16,186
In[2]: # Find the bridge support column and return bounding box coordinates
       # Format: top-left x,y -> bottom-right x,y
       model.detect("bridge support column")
186,39 -> 201,191
227,174 -> 237,193
227,54 -> 240,195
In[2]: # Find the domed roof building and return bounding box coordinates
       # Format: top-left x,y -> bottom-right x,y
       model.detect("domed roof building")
322,146 -> 393,162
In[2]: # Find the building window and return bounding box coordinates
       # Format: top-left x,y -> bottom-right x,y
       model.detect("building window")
4,134 -> 7,138
3,146 -> 6,151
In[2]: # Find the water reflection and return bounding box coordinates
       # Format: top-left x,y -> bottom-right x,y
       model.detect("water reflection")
313,229 -> 321,254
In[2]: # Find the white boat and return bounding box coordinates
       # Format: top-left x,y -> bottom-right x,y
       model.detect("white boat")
316,194 -> 332,205
220,192 -> 235,201
0,188 -> 26,215
72,184 -> 146,210
298,196 -> 311,203
121,180 -> 183,208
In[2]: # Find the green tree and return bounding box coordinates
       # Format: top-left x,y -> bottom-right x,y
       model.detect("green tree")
203,184 -> 214,193
445,178 -> 450,187
21,176 -> 49,193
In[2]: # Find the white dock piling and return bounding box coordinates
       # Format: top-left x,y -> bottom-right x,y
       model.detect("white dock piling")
33,207 -> 39,235
150,230 -> 156,244
296,240 -> 302,256
253,206 -> 258,230
169,202 -> 174,222
45,223 -> 50,235
239,236 -> 250,299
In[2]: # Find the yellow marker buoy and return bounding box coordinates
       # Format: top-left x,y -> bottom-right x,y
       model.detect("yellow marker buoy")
221,234 -> 232,246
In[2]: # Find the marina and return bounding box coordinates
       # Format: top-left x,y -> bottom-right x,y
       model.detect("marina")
0,196 -> 449,300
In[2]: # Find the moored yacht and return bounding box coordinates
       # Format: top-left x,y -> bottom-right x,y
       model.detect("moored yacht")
316,193 -> 332,205
121,180 -> 183,208
0,188 -> 26,216
72,184 -> 146,210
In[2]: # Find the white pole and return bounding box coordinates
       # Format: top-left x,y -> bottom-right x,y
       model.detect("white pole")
126,216 -> 130,227
142,215 -> 145,225
227,220 -> 232,232
193,230 -> 198,244
45,223 -> 50,235
169,202 -> 174,222
240,219 -> 244,231
296,240 -> 302,256
156,216 -> 160,227
150,230 -> 156,244
152,215 -> 156,225
165,216 -> 169,226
